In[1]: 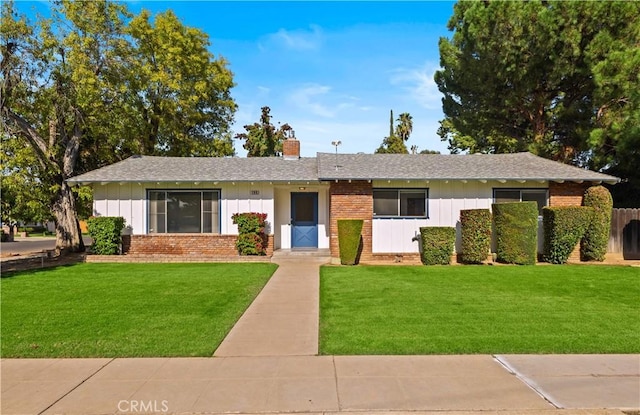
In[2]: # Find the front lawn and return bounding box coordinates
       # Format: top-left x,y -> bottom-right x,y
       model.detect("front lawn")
1,263 -> 277,357
320,265 -> 640,355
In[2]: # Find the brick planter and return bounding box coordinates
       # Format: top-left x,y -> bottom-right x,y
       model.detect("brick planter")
120,234 -> 274,258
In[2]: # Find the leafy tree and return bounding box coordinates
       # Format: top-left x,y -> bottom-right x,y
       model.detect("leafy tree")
0,174 -> 50,230
1,135 -> 53,227
419,149 -> 441,155
124,10 -> 236,157
1,0 -> 237,253
376,110 -> 412,154
435,0 -> 640,182
410,145 -> 440,155
235,106 -> 293,157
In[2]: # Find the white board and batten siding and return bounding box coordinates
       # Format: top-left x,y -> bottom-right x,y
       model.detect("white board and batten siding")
372,180 -> 549,254
93,182 -> 275,236
94,179 -> 548,254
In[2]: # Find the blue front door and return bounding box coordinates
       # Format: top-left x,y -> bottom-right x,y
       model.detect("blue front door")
291,192 -> 318,248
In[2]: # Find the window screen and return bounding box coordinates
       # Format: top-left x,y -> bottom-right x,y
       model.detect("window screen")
373,190 -> 399,216
493,188 -> 548,215
400,191 -> 427,216
374,189 -> 428,217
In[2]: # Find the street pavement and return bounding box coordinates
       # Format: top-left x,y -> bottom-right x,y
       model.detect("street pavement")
1,236 -> 58,256
1,236 -> 92,257
1,254 -> 638,414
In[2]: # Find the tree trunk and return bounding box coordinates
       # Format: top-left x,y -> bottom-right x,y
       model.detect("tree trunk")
52,180 -> 85,255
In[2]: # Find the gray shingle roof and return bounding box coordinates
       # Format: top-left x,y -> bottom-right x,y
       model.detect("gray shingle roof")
68,152 -> 620,184
68,156 -> 320,183
317,152 -> 620,183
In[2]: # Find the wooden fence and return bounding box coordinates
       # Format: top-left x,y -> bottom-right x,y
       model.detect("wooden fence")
608,208 -> 640,259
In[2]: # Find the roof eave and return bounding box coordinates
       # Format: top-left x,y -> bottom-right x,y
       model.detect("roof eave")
319,176 -> 620,184
67,178 -> 324,185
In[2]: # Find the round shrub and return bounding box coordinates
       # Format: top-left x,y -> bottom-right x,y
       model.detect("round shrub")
460,209 -> 492,264
492,202 -> 538,265
543,206 -> 593,264
338,219 -> 363,265
581,185 -> 613,261
419,227 -> 456,265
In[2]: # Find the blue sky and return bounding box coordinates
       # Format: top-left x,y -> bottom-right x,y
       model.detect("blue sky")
21,1 -> 456,156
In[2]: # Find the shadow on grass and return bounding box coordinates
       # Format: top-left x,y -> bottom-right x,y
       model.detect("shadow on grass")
1,254 -> 85,278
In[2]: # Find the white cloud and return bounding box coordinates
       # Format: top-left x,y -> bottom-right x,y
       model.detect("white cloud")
288,84 -> 336,118
286,84 -> 370,119
285,119 -> 387,156
266,24 -> 324,51
390,63 -> 443,110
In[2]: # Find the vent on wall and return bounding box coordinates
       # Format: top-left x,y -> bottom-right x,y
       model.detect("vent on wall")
250,190 -> 260,196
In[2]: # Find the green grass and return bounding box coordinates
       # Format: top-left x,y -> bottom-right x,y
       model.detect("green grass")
1,263 -> 277,358
320,265 -> 640,355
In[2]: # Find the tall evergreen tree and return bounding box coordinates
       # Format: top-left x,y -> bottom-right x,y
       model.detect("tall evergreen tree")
435,0 -> 639,186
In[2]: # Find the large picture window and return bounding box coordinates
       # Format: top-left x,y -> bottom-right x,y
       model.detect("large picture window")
373,189 -> 428,217
493,188 -> 548,215
148,190 -> 220,233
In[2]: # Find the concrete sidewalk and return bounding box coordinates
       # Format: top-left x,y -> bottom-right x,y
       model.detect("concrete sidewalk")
214,257 -> 326,356
496,354 -> 640,409
2,355 -> 638,414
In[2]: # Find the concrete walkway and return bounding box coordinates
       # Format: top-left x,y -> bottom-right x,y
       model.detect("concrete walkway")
214,257 -> 326,357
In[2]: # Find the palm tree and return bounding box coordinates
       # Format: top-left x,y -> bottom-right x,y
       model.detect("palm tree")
375,110 -> 412,154
395,112 -> 413,142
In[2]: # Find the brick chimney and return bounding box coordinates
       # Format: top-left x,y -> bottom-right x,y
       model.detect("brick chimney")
283,138 -> 300,160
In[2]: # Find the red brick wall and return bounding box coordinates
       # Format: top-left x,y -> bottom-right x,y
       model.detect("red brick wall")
548,181 -> 592,262
549,182 -> 589,207
371,253 -> 423,264
122,234 -> 274,257
282,139 -> 300,159
329,181 -> 373,261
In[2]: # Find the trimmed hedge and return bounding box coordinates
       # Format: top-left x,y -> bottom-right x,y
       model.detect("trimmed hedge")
419,227 -> 456,265
492,202 -> 538,265
543,206 -> 593,264
232,212 -> 268,255
337,219 -> 363,265
460,209 -> 492,264
581,186 -> 613,262
87,216 -> 126,255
